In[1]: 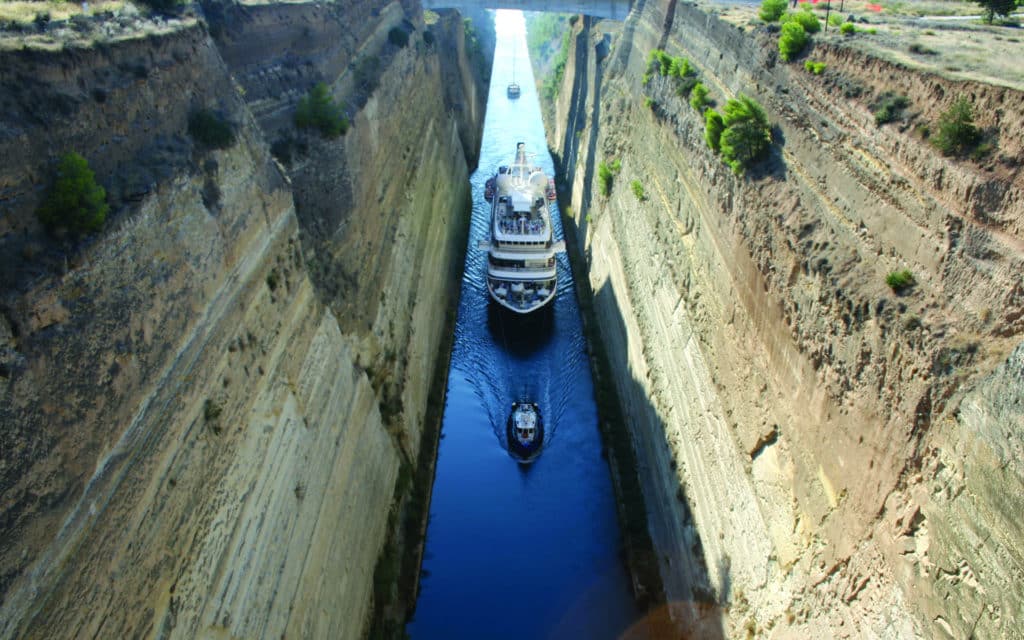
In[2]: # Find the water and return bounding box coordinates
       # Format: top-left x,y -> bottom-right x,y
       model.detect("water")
406,11 -> 638,639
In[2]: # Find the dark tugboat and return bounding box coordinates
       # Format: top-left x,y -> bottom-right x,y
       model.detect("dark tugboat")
506,401 -> 544,462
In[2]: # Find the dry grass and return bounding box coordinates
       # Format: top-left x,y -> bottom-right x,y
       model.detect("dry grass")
706,0 -> 1024,92
0,0 -> 126,25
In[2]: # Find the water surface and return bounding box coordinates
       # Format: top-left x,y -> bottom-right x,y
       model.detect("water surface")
407,11 -> 638,639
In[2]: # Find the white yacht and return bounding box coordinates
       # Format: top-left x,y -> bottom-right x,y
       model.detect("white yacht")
482,142 -> 562,314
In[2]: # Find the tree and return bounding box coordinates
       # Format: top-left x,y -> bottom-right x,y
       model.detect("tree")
932,96 -> 980,157
295,82 -> 349,138
759,0 -> 788,22
705,108 -> 724,153
690,82 -> 710,112
36,152 -> 108,237
781,8 -> 821,33
778,22 -> 809,61
720,95 -> 772,174
974,0 -> 1015,23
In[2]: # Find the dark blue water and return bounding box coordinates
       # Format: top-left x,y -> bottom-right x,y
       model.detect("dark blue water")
407,12 -> 638,640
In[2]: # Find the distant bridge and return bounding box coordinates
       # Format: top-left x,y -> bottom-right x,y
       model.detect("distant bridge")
422,0 -> 632,19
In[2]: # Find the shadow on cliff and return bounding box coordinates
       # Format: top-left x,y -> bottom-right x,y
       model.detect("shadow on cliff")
560,225 -> 727,638
747,125 -> 789,182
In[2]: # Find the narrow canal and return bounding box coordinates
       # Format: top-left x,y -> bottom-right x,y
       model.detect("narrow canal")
407,11 -> 639,639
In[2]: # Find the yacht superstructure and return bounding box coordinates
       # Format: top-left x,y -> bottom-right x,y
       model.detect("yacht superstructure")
482,142 -> 562,314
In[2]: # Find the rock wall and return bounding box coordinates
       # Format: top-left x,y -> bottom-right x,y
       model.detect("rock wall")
0,1 -> 486,637
550,2 -> 1023,637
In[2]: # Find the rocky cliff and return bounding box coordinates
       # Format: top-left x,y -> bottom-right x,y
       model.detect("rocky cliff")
548,2 -> 1023,637
0,2 -> 486,637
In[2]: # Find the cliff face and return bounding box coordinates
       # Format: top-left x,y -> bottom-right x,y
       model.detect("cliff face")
550,3 -> 1023,637
0,1 -> 485,637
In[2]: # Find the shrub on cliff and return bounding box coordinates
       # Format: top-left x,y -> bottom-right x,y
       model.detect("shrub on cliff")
690,82 -> 709,112
781,8 -> 821,34
932,96 -> 980,157
705,108 -> 724,153
36,152 -> 108,237
778,22 -> 808,61
296,82 -> 349,138
759,0 -> 788,22
631,180 -> 646,201
388,27 -> 409,48
886,268 -> 914,292
872,92 -> 909,125
188,109 -> 236,150
839,22 -> 856,35
804,60 -> 827,75
597,159 -> 621,198
720,95 -> 772,174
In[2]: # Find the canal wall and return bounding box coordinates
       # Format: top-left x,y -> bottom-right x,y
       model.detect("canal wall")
0,2 -> 486,638
549,2 -> 1024,637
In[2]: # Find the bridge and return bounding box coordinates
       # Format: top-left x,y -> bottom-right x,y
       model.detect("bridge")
422,0 -> 632,20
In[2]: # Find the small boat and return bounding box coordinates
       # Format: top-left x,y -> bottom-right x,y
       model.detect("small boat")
484,177 -> 495,202
546,177 -> 556,201
506,401 -> 544,462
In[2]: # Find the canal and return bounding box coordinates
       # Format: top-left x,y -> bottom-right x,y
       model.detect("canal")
406,11 -> 640,639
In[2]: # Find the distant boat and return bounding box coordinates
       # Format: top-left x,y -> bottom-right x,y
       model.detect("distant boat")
507,401 -> 544,461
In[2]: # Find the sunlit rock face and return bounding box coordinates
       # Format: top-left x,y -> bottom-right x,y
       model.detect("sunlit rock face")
0,2 -> 485,637
546,3 -> 1024,637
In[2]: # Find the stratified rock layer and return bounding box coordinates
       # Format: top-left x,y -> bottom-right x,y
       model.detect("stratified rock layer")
550,2 -> 1023,637
0,2 -> 485,637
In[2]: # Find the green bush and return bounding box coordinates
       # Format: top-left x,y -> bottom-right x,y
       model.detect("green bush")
295,82 -> 349,138
188,109 -> 236,149
631,180 -> 646,201
828,13 -> 843,26
643,96 -> 656,110
36,152 -> 108,237
759,0 -> 788,22
932,96 -> 980,156
705,108 -> 725,153
388,27 -> 409,48
669,56 -> 692,79
598,162 -> 613,197
872,92 -> 909,125
782,9 -> 821,33
597,159 -> 621,197
690,82 -> 710,111
885,268 -> 914,292
804,60 -> 827,74
647,49 -> 673,76
779,22 -> 809,61
720,94 -> 772,174
839,22 -> 856,35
